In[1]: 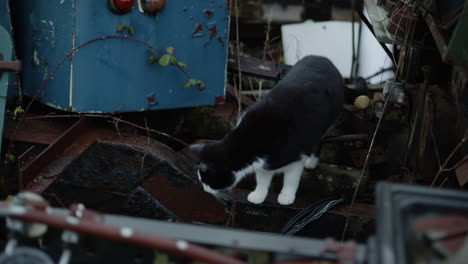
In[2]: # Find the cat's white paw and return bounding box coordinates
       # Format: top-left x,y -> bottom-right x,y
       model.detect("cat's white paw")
247,191 -> 267,204
278,192 -> 295,205
304,156 -> 319,169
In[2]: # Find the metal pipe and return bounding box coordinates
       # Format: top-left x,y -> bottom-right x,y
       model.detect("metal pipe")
10,210 -> 246,264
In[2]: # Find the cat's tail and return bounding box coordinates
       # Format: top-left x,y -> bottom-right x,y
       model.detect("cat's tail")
344,77 -> 370,108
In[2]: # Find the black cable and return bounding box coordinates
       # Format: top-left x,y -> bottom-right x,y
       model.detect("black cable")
281,197 -> 344,236
355,8 -> 394,61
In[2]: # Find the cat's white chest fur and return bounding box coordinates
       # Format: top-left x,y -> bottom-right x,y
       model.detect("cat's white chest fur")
233,154 -> 318,205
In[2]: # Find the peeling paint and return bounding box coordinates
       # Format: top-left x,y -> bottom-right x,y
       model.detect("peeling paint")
209,24 -> 217,39
137,0 -> 144,13
192,23 -> 204,37
203,9 -> 214,19
39,20 -> 56,38
33,50 -> 40,65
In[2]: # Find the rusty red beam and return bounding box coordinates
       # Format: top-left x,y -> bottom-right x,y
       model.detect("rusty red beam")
0,52 -> 22,72
0,60 -> 22,72
10,209 -> 246,264
19,118 -> 89,189
420,8 -> 451,63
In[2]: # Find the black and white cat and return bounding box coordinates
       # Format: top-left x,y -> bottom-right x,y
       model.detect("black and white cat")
190,55 -> 346,205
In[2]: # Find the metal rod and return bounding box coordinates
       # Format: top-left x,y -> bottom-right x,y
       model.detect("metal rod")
10,210 -> 246,264
19,118 -> 89,189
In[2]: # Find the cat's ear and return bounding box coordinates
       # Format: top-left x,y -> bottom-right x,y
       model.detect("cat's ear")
189,144 -> 205,159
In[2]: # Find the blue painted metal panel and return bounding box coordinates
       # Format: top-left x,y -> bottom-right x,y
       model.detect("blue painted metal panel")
0,0 -> 14,156
0,0 -> 18,101
16,0 -> 230,113
0,26 -> 13,155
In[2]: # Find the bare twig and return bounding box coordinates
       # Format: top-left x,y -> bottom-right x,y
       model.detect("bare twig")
110,116 -> 122,138
234,0 -> 243,121
438,177 -> 448,188
140,117 -> 152,177
431,130 -> 442,168
431,128 -> 468,186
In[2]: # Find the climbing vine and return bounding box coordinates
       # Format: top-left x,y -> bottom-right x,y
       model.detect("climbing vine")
117,25 -> 206,91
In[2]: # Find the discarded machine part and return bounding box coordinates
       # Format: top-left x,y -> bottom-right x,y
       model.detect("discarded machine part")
383,81 -> 405,104
0,247 -> 55,264
139,0 -> 166,15
370,182 -> 468,264
0,193 -> 368,264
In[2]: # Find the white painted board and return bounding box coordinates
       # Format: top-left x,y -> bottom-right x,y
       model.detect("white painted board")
281,18 -> 394,83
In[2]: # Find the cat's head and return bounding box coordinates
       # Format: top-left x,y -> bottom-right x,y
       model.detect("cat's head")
189,143 -> 236,196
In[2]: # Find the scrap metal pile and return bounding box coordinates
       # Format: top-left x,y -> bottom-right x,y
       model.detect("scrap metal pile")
0,0 -> 468,263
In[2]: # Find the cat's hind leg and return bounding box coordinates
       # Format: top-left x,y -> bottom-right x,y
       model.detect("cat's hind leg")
304,153 -> 319,169
247,169 -> 274,204
278,161 -> 304,205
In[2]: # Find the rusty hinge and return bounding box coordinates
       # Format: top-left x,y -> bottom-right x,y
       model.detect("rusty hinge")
0,52 -> 22,73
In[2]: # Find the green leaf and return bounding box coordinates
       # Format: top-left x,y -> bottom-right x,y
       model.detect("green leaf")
159,54 -> 171,67
170,55 -> 177,66
182,81 -> 191,88
177,62 -> 189,71
165,46 -> 174,54
128,26 -> 135,35
14,106 -> 24,116
198,82 -> 206,91
148,55 -> 158,64
182,79 -> 205,91
6,154 -> 16,163
117,24 -> 126,32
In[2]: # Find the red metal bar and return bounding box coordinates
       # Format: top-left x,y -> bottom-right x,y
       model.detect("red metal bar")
19,118 -> 89,189
11,210 -> 246,264
0,60 -> 23,72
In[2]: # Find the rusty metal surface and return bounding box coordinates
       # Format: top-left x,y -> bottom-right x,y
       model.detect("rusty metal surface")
0,59 -> 22,72
7,116 -> 375,243
414,215 -> 468,256
4,117 -> 75,145
141,172 -> 228,223
19,118 -> 89,189
227,55 -> 291,80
